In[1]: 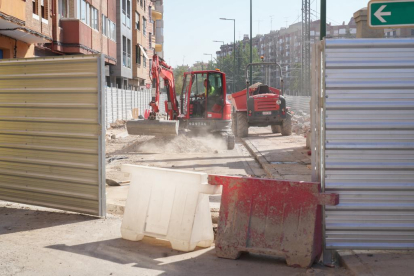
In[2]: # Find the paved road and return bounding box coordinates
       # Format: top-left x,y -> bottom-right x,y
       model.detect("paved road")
0,202 -> 350,276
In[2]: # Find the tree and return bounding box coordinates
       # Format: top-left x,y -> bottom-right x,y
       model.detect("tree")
289,63 -> 302,95
217,42 -> 262,93
173,65 -> 190,95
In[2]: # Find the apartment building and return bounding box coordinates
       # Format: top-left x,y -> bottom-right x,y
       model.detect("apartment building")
216,18 -> 358,93
51,0 -> 117,65
130,0 -> 163,89
0,0 -> 52,59
152,0 -> 164,58
0,0 -> 117,69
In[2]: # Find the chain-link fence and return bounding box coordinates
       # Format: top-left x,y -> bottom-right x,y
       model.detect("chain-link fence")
284,95 -> 310,114
105,87 -> 168,129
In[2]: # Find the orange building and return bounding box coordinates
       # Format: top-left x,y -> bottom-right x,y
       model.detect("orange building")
0,0 -> 117,66
0,0 -> 51,59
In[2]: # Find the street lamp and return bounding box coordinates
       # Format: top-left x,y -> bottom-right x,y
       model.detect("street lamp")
204,53 -> 213,69
249,1 -> 253,86
320,0 -> 326,40
220,18 -> 236,94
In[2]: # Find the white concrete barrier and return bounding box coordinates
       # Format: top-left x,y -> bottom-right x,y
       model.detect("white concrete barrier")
120,164 -> 221,252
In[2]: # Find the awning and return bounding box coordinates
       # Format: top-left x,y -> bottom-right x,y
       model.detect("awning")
139,45 -> 149,59
0,17 -> 51,43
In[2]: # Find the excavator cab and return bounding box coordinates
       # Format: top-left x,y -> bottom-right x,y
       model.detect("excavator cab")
181,71 -> 225,120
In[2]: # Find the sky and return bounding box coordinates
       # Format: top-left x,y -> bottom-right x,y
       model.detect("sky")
164,0 -> 367,68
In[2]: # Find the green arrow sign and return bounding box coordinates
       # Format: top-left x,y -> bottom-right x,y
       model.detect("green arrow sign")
369,0 -> 414,27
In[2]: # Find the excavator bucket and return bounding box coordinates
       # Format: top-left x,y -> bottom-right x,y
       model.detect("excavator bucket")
126,120 -> 179,136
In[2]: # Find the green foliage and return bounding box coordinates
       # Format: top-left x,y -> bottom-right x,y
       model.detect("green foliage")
173,65 -> 190,95
290,63 -> 302,94
216,42 -> 262,93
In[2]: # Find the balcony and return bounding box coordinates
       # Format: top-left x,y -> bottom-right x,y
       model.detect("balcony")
59,19 -> 116,64
0,0 -> 25,21
60,19 -> 92,50
152,10 -> 163,21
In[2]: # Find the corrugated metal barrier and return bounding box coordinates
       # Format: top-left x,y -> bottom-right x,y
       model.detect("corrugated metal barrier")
105,87 -> 167,129
323,38 -> 414,250
0,55 -> 106,216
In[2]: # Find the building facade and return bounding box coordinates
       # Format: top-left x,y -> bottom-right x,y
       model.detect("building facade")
0,0 -> 52,59
0,0 -> 165,90
216,19 -> 358,94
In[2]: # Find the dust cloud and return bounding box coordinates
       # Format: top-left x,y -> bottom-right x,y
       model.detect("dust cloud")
134,134 -> 227,154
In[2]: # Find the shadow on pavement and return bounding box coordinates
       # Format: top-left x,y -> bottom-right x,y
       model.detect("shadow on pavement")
0,204 -> 96,235
46,237 -> 290,276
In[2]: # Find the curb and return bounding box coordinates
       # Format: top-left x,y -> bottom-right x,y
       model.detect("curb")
336,250 -> 374,276
241,138 -> 274,178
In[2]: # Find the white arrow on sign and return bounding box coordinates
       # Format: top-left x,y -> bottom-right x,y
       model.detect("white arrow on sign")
374,5 -> 392,23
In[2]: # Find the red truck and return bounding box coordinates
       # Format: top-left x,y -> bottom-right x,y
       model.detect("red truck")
228,60 -> 292,138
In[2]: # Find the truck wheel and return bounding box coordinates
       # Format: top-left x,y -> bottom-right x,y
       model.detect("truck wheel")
271,125 -> 281,134
227,134 -> 235,150
236,112 -> 249,138
281,113 -> 292,136
231,112 -> 238,137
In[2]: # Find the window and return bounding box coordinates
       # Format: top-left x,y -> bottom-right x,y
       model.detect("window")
143,17 -> 147,36
144,0 -> 146,12
79,0 -> 86,22
135,12 -> 140,30
102,15 -> 107,36
411,29 -> 414,36
110,20 -> 116,41
33,0 -> 37,15
149,59 -> 152,71
59,0 -> 68,18
41,0 -> 47,19
127,39 -> 131,68
86,2 -> 90,26
136,45 -> 141,65
123,37 -> 131,68
122,0 -> 126,25
140,0 -> 143,7
143,48 -> 147,67
127,0 -> 131,29
91,7 -> 98,30
0,50 -> 3,59
123,36 -> 127,67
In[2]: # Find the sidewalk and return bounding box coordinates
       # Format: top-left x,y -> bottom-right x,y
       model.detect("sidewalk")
241,127 -> 312,182
338,250 -> 414,276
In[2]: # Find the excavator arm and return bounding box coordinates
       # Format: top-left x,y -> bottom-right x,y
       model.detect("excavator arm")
126,55 -> 180,136
149,55 -> 180,120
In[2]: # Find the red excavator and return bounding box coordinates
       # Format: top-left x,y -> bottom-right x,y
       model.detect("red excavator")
126,55 -> 235,150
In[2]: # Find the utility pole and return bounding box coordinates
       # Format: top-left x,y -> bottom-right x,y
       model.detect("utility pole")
255,19 -> 263,35
250,0 -> 253,86
270,15 -> 274,30
302,0 -> 311,96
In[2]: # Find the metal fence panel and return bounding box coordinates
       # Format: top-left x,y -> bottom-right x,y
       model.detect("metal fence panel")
105,88 -> 169,128
323,38 -> 414,250
0,55 -> 106,216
